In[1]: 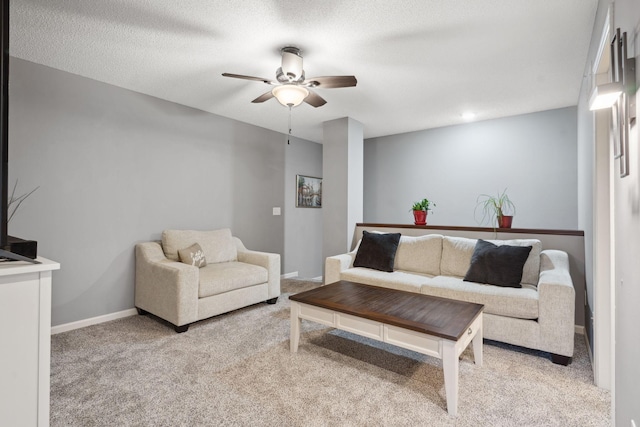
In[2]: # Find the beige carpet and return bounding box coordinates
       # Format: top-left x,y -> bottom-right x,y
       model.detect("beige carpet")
50,279 -> 610,426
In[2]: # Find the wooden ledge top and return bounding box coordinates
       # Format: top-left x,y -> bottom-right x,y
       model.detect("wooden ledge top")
356,223 -> 584,237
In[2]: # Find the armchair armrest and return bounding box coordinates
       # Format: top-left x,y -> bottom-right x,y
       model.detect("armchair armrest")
234,237 -> 280,299
537,249 -> 575,356
324,251 -> 356,285
135,242 -> 199,326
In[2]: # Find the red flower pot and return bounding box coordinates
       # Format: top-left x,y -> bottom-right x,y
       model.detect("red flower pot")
413,210 -> 427,225
498,215 -> 513,228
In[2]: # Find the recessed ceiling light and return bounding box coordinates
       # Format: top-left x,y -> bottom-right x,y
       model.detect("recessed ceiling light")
462,112 -> 476,121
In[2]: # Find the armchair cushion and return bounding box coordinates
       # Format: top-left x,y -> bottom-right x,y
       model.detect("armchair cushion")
198,261 -> 268,298
162,228 -> 237,263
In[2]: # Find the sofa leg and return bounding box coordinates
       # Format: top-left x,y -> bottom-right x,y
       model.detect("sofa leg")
551,354 -> 571,366
136,307 -> 147,315
174,324 -> 189,333
265,297 -> 278,305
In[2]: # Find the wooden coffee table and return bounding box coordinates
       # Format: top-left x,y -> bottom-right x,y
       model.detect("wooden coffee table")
289,280 -> 484,416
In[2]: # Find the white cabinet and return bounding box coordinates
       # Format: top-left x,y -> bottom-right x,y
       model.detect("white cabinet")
0,258 -> 60,427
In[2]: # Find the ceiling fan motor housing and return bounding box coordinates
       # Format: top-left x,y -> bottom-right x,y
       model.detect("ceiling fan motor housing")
280,47 -> 304,83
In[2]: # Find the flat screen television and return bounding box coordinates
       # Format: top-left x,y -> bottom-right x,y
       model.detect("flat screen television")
0,1 -> 38,263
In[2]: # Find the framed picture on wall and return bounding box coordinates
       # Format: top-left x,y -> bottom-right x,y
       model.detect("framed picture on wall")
296,175 -> 322,208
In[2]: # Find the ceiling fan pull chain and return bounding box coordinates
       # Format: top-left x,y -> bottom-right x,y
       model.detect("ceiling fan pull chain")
287,105 -> 292,145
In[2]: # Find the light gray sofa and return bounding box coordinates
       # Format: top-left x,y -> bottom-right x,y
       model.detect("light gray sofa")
325,234 -> 575,364
135,228 -> 280,332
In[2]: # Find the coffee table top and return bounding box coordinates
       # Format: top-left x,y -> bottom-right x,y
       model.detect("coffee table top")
290,280 -> 484,341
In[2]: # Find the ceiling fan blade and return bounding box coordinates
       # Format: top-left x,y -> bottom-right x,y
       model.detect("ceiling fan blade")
251,91 -> 275,103
222,73 -> 276,85
303,90 -> 327,108
304,76 -> 357,88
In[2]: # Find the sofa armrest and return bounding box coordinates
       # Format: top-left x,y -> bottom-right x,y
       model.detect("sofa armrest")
324,251 -> 356,285
135,242 -> 199,326
234,238 -> 281,299
537,249 -> 575,356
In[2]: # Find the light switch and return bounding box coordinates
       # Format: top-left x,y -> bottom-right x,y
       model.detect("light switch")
272,207 -> 281,216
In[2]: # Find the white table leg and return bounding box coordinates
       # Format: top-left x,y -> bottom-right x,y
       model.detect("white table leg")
472,317 -> 483,366
290,301 -> 301,352
441,340 -> 459,416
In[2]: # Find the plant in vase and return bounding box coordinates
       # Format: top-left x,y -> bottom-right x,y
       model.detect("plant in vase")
475,189 -> 516,228
410,198 -> 435,225
8,180 -> 39,223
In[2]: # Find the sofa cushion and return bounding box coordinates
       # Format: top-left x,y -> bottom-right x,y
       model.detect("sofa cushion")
178,243 -> 207,268
162,229 -> 237,264
341,268 -> 429,294
440,236 -> 477,277
198,261 -> 268,298
463,239 -> 532,288
353,231 -> 401,272
440,236 -> 542,286
421,275 -> 539,320
394,234 -> 443,276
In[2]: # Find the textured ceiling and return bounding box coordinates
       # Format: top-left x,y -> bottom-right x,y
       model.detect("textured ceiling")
10,0 -> 598,143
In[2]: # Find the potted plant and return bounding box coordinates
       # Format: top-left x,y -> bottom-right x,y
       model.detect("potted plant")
475,189 -> 515,228
410,198 -> 435,225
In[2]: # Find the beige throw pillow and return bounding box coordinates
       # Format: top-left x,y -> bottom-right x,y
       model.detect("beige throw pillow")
178,243 -> 207,268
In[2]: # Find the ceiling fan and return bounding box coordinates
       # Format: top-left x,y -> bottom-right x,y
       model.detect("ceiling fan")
222,47 -> 357,108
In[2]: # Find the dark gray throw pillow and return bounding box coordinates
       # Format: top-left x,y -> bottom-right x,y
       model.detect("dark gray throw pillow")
463,239 -> 532,288
353,231 -> 401,272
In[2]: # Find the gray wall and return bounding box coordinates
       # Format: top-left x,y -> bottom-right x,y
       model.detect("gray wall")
8,58 -> 291,326
284,137 -> 323,278
364,107 -> 578,229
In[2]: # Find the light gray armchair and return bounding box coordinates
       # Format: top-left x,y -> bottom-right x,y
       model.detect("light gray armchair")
135,228 -> 280,332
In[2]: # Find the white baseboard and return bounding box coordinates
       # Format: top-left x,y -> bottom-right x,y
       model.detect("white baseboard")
575,325 -> 585,335
51,308 -> 138,335
311,276 -> 323,281
282,271 -> 299,279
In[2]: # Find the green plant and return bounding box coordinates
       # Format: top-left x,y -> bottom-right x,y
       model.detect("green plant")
474,189 -> 515,226
410,198 -> 435,212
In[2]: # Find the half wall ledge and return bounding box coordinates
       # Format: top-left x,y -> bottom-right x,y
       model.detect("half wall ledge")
356,223 -> 584,237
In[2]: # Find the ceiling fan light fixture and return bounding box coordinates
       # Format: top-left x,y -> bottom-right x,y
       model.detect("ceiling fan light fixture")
272,85 -> 309,107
